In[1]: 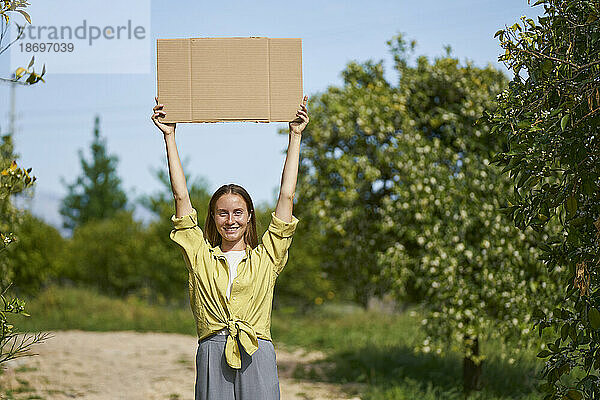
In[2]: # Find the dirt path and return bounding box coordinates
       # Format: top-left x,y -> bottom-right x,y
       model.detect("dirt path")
0,330 -> 362,400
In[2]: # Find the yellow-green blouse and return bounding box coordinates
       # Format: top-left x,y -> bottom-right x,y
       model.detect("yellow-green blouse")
170,209 -> 299,369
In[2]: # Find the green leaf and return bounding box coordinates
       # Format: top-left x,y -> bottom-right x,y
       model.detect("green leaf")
16,9 -> 31,24
550,108 -> 562,117
589,308 -> 600,329
538,349 -> 552,358
27,55 -> 34,69
517,171 -> 531,188
569,325 -> 577,342
561,114 -> 570,131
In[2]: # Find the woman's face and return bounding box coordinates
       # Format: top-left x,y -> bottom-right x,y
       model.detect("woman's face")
213,193 -> 251,244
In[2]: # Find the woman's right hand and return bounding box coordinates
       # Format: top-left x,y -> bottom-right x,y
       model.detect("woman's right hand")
152,96 -> 176,136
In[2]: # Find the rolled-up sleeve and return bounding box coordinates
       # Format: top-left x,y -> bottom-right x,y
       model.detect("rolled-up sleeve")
261,212 -> 299,275
169,209 -> 207,273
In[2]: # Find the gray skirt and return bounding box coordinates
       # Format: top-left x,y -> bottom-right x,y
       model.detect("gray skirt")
195,334 -> 280,400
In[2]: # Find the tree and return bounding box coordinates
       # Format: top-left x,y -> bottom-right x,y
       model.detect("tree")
293,34 -> 561,392
273,221 -> 337,311
4,211 -> 65,297
60,115 -> 128,231
0,1 -> 50,369
0,157 -> 50,367
381,39 -> 564,392
488,1 -> 600,398
0,141 -> 51,369
0,159 -> 34,288
58,210 -> 151,298
136,168 -> 213,304
0,123 -> 50,373
286,58 -> 402,307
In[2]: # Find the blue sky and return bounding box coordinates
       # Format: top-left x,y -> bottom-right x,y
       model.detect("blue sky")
0,0 -> 543,230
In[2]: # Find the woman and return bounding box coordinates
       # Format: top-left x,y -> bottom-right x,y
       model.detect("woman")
151,95 -> 309,400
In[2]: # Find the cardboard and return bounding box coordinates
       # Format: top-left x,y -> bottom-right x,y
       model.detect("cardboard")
156,37 -> 303,123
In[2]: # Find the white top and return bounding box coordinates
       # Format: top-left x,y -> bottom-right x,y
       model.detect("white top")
216,249 -> 246,335
224,249 -> 246,300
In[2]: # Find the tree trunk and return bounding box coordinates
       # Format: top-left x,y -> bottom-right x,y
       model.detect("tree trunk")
463,335 -> 482,393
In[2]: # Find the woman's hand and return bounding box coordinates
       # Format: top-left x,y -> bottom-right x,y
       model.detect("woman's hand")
289,95 -> 309,136
152,96 -> 176,136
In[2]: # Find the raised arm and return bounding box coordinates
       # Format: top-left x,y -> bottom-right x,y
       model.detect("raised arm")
152,97 -> 194,218
274,95 -> 309,223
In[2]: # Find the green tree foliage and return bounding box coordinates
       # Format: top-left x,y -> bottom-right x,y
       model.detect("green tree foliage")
379,41 -> 562,390
0,1 -> 51,369
0,134 -> 35,282
295,34 -> 561,391
0,135 -> 48,370
0,160 -> 34,275
58,168 -> 223,304
60,115 -> 128,231
5,212 -> 64,297
136,169 -> 213,304
488,1 -> 600,398
286,58 -> 401,307
0,158 -> 34,288
273,223 -> 336,311
58,210 -> 150,298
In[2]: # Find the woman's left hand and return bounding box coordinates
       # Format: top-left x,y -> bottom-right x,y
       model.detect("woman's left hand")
289,95 -> 309,136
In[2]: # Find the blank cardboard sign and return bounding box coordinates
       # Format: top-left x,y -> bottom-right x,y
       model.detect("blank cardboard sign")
156,37 -> 303,123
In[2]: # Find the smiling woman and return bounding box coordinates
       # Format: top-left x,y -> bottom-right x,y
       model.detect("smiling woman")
151,95 -> 309,400
204,185 -> 258,252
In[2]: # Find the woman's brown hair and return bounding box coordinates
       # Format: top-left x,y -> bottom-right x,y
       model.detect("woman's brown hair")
204,184 -> 258,249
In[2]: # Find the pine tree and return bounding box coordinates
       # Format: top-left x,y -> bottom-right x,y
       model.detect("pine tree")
60,115 -> 128,231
